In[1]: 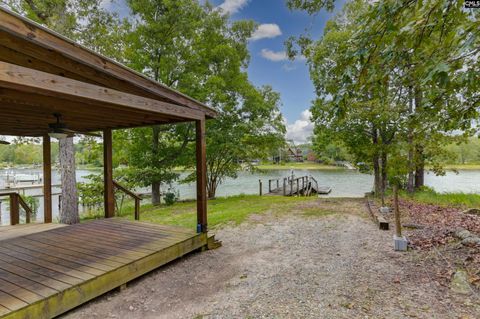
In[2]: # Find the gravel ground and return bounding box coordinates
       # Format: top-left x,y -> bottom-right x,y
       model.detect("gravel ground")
63,198 -> 480,319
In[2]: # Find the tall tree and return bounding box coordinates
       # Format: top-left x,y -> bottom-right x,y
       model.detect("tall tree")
123,0 -> 284,202
288,0 -> 479,194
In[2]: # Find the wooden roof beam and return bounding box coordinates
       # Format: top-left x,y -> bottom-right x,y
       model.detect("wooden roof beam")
0,62 -> 204,122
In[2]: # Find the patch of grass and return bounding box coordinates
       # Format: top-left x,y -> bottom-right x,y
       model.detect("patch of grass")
120,194 -> 318,229
403,188 -> 480,209
256,161 -> 344,170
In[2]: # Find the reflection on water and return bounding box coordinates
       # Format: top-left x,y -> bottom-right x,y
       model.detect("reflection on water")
1,167 -> 479,225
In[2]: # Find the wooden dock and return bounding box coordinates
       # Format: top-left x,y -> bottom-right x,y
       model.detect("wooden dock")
0,218 -> 207,318
262,175 -> 331,196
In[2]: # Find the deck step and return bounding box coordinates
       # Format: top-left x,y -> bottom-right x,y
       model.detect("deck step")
207,235 -> 222,250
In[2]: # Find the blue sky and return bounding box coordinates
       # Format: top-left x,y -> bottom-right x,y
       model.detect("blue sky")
105,0 -> 342,143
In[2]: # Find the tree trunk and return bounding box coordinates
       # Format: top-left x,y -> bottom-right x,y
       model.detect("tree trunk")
415,147 -> 425,189
207,176 -> 217,199
372,127 -> 381,195
152,181 -> 161,205
59,137 -> 79,224
151,126 -> 161,205
413,87 -> 424,190
380,150 -> 387,206
407,87 -> 415,193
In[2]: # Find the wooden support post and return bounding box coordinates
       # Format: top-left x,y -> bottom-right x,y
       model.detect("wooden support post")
290,178 -> 293,196
283,178 -> 286,196
276,179 -> 279,189
43,135 -> 52,223
196,119 -> 207,233
259,180 -> 263,196
103,129 -> 115,218
134,198 -> 140,221
268,180 -> 271,193
296,179 -> 299,195
10,193 -> 19,225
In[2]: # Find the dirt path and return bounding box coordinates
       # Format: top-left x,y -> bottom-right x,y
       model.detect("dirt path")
63,198 -> 479,319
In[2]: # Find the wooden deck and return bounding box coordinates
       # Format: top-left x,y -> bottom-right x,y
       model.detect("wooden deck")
0,219 -> 207,319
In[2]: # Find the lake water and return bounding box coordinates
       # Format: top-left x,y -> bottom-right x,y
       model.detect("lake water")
0,168 -> 479,224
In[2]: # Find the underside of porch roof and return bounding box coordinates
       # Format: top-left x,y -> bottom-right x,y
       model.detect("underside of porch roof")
0,7 -> 217,137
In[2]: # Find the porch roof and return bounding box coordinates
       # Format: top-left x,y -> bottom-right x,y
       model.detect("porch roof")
0,7 -> 216,137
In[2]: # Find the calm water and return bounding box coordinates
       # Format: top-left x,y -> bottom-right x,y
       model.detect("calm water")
0,168 -> 479,224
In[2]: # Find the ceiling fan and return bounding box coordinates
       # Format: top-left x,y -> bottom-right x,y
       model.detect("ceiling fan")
48,113 -> 101,139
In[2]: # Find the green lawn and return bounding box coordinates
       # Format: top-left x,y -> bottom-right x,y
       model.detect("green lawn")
401,188 -> 480,209
256,162 -> 344,170
117,195 -> 317,229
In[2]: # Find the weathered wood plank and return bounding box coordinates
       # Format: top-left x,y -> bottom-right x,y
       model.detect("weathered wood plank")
0,277 -> 43,304
0,290 -> 27,311
0,249 -> 95,281
0,261 -> 71,291
0,268 -> 58,297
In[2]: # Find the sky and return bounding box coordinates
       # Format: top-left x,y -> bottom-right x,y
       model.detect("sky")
105,0 -> 343,144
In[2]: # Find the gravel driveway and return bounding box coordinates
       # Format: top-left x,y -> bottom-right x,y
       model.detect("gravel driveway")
63,198 -> 479,319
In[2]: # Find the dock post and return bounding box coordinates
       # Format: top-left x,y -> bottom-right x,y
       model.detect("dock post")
290,178 -> 293,196
296,178 -> 299,196
268,180 -> 272,193
259,180 -> 263,196
283,178 -> 286,196
276,179 -> 279,189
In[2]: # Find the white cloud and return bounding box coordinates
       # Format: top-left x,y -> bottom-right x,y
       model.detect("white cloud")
217,0 -> 250,14
286,110 -> 314,144
250,24 -> 282,41
260,49 -> 288,62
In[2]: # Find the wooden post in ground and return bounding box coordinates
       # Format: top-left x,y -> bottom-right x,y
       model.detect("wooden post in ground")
196,119 -> 207,233
103,129 -> 115,218
393,184 -> 401,237
290,177 -> 293,195
283,178 -> 286,196
268,180 -> 271,193
43,135 -> 52,223
276,179 -> 279,189
259,180 -> 263,196
9,193 -> 19,225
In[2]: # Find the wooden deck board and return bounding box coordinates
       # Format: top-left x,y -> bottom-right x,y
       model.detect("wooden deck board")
0,218 -> 207,319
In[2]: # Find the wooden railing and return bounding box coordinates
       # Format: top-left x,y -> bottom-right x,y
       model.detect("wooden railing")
0,192 -> 33,225
112,180 -> 142,221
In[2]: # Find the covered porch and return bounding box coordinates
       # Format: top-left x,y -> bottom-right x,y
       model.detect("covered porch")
0,7 -> 216,318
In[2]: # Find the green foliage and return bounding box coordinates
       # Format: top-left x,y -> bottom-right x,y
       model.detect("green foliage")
164,190 -> 179,206
23,195 -> 39,215
289,0 -> 480,193
286,0 -> 336,13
